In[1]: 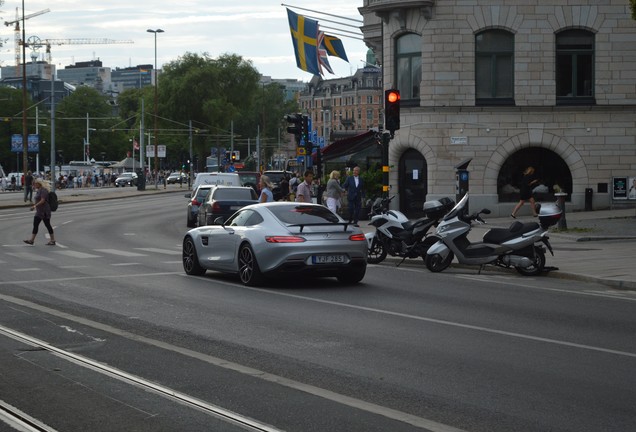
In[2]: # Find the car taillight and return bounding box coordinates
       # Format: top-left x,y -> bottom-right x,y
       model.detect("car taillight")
349,233 -> 366,241
265,236 -> 306,243
192,200 -> 200,206
212,202 -> 221,212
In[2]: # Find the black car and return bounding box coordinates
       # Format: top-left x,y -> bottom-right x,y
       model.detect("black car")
115,172 -> 138,187
197,186 -> 258,226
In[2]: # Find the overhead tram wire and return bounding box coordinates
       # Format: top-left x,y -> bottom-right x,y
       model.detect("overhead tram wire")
281,3 -> 363,23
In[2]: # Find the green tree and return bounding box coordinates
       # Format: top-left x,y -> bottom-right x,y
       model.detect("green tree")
56,87 -> 126,162
0,87 -> 33,172
631,0 -> 636,19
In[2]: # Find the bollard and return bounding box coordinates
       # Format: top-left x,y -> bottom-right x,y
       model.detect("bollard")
554,192 -> 567,230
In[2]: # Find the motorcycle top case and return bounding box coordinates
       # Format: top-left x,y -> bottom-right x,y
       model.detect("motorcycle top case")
538,202 -> 562,228
423,197 -> 454,220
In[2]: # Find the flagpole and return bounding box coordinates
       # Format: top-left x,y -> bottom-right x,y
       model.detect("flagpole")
281,3 -> 363,23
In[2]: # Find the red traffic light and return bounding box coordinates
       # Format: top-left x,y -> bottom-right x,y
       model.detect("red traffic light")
386,90 -> 400,104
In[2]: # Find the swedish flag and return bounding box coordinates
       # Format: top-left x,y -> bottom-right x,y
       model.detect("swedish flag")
321,34 -> 349,62
287,8 -> 320,76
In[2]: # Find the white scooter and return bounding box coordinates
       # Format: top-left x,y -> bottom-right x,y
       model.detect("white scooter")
425,193 -> 562,276
365,195 -> 454,266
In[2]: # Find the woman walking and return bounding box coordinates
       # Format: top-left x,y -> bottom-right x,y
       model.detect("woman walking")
511,166 -> 539,218
24,178 -> 56,246
325,170 -> 344,214
258,175 -> 275,203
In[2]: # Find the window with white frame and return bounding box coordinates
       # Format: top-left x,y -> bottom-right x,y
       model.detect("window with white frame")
396,33 -> 421,100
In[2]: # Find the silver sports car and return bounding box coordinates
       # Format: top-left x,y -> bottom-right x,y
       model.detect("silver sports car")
182,202 -> 368,286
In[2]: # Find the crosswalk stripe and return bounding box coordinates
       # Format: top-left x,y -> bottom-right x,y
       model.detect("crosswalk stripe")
94,249 -> 146,257
135,247 -> 181,255
55,250 -> 102,259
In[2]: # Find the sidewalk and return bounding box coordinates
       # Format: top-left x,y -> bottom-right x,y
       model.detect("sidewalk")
2,187 -> 635,290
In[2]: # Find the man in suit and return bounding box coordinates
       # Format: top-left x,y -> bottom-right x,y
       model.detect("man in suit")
342,166 -> 364,224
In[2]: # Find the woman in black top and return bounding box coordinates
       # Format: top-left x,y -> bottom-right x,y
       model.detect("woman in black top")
511,166 -> 539,218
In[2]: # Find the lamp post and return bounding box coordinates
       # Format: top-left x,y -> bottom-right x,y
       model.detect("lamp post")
147,28 -> 164,189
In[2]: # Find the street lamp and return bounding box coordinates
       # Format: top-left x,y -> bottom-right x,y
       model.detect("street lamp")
147,28 -> 164,189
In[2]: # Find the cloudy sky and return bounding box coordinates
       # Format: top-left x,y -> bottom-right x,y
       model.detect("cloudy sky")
0,1 -> 368,82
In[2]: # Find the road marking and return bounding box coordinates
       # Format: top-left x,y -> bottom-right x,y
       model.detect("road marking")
6,252 -> 53,261
135,247 -> 181,255
0,292 -> 468,432
455,274 -> 636,302
111,263 -> 141,267
55,250 -> 102,259
94,249 -> 145,257
13,268 -> 39,272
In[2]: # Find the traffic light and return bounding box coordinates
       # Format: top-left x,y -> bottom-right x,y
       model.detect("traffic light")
302,115 -> 309,145
384,89 -> 400,136
231,151 -> 237,162
285,113 -> 303,146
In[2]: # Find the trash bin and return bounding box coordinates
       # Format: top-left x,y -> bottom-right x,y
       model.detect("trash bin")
585,187 -> 593,211
137,172 -> 146,191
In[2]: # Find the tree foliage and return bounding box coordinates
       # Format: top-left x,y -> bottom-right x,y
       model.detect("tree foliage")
631,0 -> 636,20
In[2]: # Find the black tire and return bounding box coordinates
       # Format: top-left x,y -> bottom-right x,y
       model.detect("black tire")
337,265 -> 367,284
187,216 -> 195,228
425,251 -> 454,272
516,247 -> 546,276
182,236 -> 206,276
419,236 -> 441,263
238,244 -> 263,286
367,236 -> 387,264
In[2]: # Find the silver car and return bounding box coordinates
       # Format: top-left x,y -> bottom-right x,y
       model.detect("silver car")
182,202 -> 368,286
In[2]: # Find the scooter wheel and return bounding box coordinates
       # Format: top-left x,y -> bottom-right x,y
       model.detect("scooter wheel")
367,237 -> 387,264
515,247 -> 545,276
425,252 -> 454,272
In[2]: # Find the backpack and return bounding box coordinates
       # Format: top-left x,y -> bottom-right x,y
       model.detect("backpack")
48,191 -> 59,211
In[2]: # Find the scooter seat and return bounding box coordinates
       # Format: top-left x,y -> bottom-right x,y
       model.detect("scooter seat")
483,221 -> 540,244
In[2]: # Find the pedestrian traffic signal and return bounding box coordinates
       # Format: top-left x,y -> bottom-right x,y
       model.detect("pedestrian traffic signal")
384,89 -> 400,135
286,113 -> 304,146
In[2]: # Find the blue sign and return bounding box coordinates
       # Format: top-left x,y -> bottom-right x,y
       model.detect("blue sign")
10,134 -> 39,152
460,172 -> 469,181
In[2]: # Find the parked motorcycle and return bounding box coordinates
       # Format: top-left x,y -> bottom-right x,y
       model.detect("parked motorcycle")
425,193 -> 562,276
365,195 -> 454,266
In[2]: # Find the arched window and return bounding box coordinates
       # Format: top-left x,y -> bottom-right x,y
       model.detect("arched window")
396,33 -> 421,100
556,29 -> 595,105
475,30 -> 514,105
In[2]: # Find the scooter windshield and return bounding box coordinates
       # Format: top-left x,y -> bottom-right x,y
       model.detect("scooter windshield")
443,193 -> 469,221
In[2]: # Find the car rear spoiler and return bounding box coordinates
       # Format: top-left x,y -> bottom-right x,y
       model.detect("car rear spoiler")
290,222 -> 355,233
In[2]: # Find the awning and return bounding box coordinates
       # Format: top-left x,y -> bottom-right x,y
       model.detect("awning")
318,131 -> 380,161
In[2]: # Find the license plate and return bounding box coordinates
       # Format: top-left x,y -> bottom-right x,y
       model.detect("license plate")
312,254 -> 346,264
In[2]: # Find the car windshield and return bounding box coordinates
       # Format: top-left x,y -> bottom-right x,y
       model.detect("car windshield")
269,204 -> 340,224
213,188 -> 257,200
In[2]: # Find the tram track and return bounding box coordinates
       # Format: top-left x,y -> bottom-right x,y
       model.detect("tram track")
0,324 -> 283,432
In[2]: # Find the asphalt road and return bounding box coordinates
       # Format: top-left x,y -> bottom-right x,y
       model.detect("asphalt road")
0,194 -> 635,432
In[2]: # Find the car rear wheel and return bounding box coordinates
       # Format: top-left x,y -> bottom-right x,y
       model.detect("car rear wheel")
238,244 -> 263,286
337,265 -> 366,284
183,236 -> 206,276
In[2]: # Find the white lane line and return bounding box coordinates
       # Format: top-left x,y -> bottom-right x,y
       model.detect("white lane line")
13,268 -> 39,272
0,292 -> 468,432
94,249 -> 146,257
111,263 -> 141,267
6,252 -> 53,261
54,250 -> 102,259
135,248 -> 181,255
455,274 -> 636,302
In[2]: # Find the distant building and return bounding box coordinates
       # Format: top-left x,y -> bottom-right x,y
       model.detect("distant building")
57,60 -> 110,93
260,76 -> 307,101
110,65 -> 154,93
298,67 -> 383,142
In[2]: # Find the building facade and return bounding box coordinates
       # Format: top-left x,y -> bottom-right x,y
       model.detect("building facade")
298,67 -> 384,143
360,0 -> 636,215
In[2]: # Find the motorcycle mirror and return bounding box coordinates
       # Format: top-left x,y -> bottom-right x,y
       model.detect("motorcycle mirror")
481,209 -> 491,214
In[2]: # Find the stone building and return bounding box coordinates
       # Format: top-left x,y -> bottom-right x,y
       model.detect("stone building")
360,0 -> 636,216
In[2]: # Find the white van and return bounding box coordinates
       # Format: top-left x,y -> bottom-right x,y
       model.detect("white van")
191,172 -> 240,191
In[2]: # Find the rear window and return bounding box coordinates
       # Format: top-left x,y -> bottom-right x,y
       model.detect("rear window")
213,188 -> 257,200
195,187 -> 213,200
269,205 -> 339,225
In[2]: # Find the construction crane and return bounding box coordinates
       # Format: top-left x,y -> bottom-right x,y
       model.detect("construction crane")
27,37 -> 134,64
3,7 -> 50,68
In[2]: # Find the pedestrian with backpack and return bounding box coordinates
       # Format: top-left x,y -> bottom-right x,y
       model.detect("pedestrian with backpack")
23,178 -> 56,246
